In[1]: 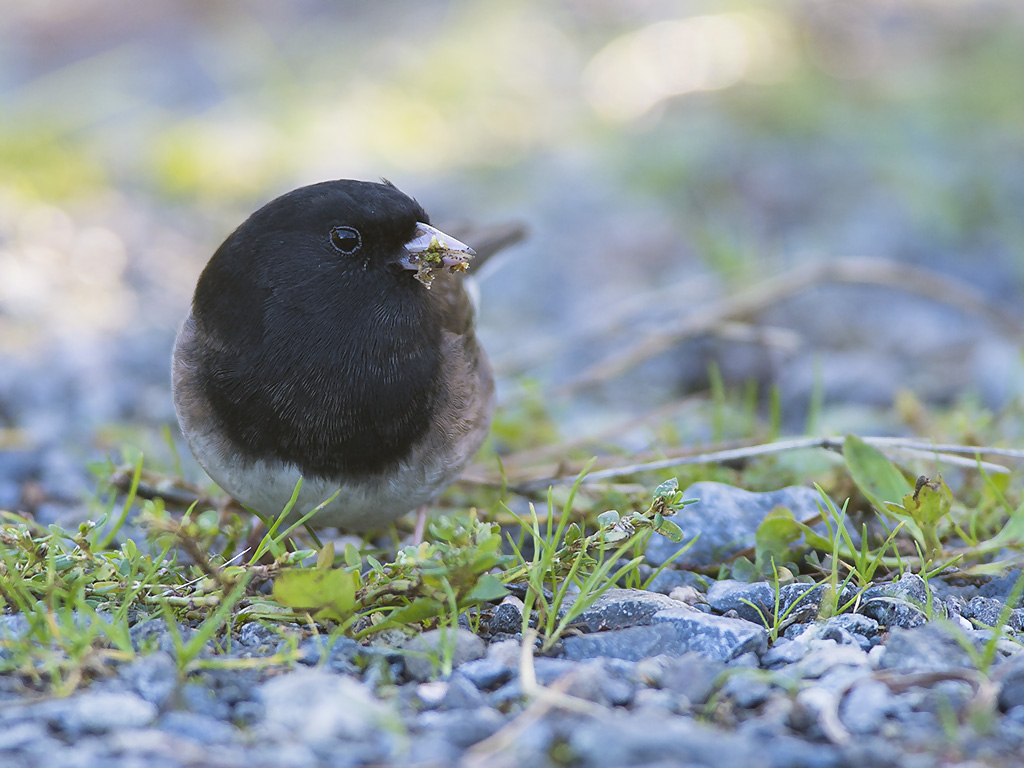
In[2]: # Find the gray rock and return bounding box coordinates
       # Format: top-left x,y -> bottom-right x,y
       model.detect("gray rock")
563,606 -> 767,663
158,711 -> 241,746
119,651 -> 178,707
179,681 -> 231,720
457,656 -> 513,690
402,628 -> 486,681
402,733 -> 462,767
416,707 -> 505,750
294,634 -> 361,673
563,588 -> 681,631
258,669 -> 397,743
233,699 -> 264,727
488,600 -> 523,635
247,741 -> 319,768
652,607 -> 769,660
787,642 -> 871,681
644,568 -> 711,596
655,652 -> 725,705
979,569 -> 1024,606
565,712 -> 811,768
789,686 -> 837,739
781,621 -> 813,640
438,673 -> 487,710
860,572 -> 933,629
546,659 -> 638,708
0,614 -> 30,642
561,624 -> 682,662
597,673 -> 636,707
912,679 -> 976,718
721,672 -> 774,709
129,618 -> 197,657
763,637 -> 811,668
630,687 -> 686,716
357,647 -> 404,689
645,482 -> 831,569
708,581 -> 824,626
0,479 -> 21,510
728,651 -> 762,668
531,657 -> 581,685
566,711 -> 761,767
412,680 -> 449,709
487,657 -> 586,709
995,650 -> 1024,711
962,595 -> 1024,631
878,624 -> 977,673
0,721 -> 49,750
237,622 -> 282,649
457,637 -> 521,691
48,691 -> 158,735
823,612 -> 880,639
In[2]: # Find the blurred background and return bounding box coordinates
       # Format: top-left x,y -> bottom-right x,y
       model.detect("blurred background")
2,0 -> 1024,515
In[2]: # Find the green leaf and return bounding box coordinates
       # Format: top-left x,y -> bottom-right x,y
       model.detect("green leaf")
895,478 -> 953,527
987,508 -> 1024,549
655,518 -> 685,543
597,510 -> 620,527
317,541 -> 336,571
466,574 -> 508,602
755,506 -> 803,575
730,556 -> 759,582
564,523 -> 583,546
791,521 -> 835,552
843,435 -> 914,510
273,567 -> 358,620
343,542 -> 361,569
653,478 -> 679,499
383,597 -> 444,626
604,525 -> 629,543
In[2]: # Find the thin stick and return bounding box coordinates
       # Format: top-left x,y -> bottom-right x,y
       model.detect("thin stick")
504,436 -> 1012,493
564,256 -> 1022,391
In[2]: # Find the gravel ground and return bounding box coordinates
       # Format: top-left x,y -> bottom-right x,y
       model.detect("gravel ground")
2,484 -> 1024,767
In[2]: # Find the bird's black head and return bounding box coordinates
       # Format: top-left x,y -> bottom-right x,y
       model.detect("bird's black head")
189,179 -> 467,477
202,179 -> 427,301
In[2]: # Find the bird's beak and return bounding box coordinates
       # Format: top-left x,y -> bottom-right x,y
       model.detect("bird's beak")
399,223 -> 476,283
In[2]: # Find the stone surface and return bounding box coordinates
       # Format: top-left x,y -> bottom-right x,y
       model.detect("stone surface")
652,607 -> 769,660
653,652 -> 725,705
707,580 -> 825,627
860,572 -> 933,629
877,624 -> 977,674
563,588 -> 681,631
961,595 -> 1024,631
47,692 -> 158,735
402,628 -> 487,681
258,669 -> 397,743
979,569 -> 1024,606
566,712 -> 761,768
823,613 -> 881,639
561,624 -> 682,662
995,650 -> 1024,711
118,652 -> 178,708
488,600 -> 524,635
645,483 -> 832,569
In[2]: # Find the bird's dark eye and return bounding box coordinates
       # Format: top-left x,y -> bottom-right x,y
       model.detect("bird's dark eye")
330,226 -> 362,254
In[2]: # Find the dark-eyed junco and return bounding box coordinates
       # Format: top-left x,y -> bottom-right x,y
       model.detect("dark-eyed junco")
172,179 -> 502,531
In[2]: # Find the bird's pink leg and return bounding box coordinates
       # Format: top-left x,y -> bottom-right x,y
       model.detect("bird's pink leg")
412,505 -> 428,545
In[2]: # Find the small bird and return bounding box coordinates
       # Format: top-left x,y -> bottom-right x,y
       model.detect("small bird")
172,179 -> 502,532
